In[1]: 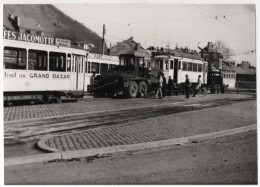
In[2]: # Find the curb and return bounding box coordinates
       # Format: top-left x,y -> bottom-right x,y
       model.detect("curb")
5,124 -> 256,167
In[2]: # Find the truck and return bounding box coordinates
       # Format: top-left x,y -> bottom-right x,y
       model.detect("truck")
92,53 -> 151,98
207,71 -> 227,94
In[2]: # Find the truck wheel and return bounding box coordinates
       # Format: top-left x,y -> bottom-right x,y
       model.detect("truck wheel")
139,81 -> 147,98
128,81 -> 138,98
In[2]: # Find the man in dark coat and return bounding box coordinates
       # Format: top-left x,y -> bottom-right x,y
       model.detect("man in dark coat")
185,74 -> 191,98
167,76 -> 173,95
162,73 -> 167,97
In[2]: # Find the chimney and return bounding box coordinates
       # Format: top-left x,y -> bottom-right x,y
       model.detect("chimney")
136,43 -> 141,51
208,42 -> 213,52
15,16 -> 20,27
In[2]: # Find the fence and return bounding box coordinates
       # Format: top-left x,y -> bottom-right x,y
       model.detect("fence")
236,81 -> 256,90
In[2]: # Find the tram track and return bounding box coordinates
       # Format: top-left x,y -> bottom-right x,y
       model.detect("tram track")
4,97 -> 255,145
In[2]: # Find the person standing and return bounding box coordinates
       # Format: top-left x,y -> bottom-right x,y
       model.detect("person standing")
185,74 -> 191,98
192,75 -> 202,97
90,71 -> 96,95
155,73 -> 163,99
162,73 -> 167,97
167,76 -> 173,95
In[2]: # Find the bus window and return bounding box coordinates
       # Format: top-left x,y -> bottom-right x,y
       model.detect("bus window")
192,63 -> 198,72
101,63 -> 109,71
28,49 -> 47,71
67,54 -> 71,72
182,61 -> 187,71
109,64 -> 116,70
49,52 -> 66,72
198,64 -> 202,72
91,62 -> 100,73
4,47 -> 26,70
188,62 -> 192,71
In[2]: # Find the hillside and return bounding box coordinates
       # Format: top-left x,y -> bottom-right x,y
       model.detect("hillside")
3,4 -> 106,53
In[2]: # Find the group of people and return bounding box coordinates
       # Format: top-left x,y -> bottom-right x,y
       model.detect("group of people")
155,72 -> 202,99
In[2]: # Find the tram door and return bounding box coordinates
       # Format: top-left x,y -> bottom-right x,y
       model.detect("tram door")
71,54 -> 85,92
173,59 -> 178,83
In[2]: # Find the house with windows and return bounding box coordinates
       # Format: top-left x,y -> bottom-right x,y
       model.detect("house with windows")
199,42 -> 237,88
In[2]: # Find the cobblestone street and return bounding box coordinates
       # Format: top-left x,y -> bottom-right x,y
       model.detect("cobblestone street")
44,100 -> 256,151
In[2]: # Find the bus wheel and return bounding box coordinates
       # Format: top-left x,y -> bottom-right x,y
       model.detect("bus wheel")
128,81 -> 138,98
139,81 -> 147,98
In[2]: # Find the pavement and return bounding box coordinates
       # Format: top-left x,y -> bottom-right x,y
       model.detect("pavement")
4,96 -> 257,166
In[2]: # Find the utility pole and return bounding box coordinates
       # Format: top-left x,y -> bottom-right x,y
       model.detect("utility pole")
102,24 -> 106,55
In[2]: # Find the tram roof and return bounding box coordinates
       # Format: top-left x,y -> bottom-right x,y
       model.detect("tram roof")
153,51 -> 204,61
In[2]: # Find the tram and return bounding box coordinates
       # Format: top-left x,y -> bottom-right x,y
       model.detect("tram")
3,29 -> 119,104
150,52 -> 208,89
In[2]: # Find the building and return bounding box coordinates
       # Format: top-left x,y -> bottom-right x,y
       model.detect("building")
4,14 -> 45,36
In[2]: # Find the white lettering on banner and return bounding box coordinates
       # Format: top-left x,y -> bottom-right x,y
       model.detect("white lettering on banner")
88,53 -> 119,61
55,38 -> 71,47
4,29 -> 58,46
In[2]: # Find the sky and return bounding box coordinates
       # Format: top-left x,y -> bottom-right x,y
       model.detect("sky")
54,4 -> 256,65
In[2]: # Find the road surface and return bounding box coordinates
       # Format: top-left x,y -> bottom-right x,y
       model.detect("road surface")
5,130 -> 257,184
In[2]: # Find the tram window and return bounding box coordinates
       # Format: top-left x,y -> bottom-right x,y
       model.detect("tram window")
87,62 -> 91,73
77,56 -> 83,73
170,60 -> 174,69
109,64 -> 116,70
85,61 -> 88,73
28,50 -> 47,71
192,63 -> 198,72
49,52 -> 66,72
165,60 -> 169,70
188,62 -> 192,71
155,60 -> 162,70
4,47 -> 26,70
67,54 -> 71,72
182,61 -> 187,71
91,62 -> 100,73
101,63 -> 109,71
198,64 -> 202,72
178,61 -> 181,70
